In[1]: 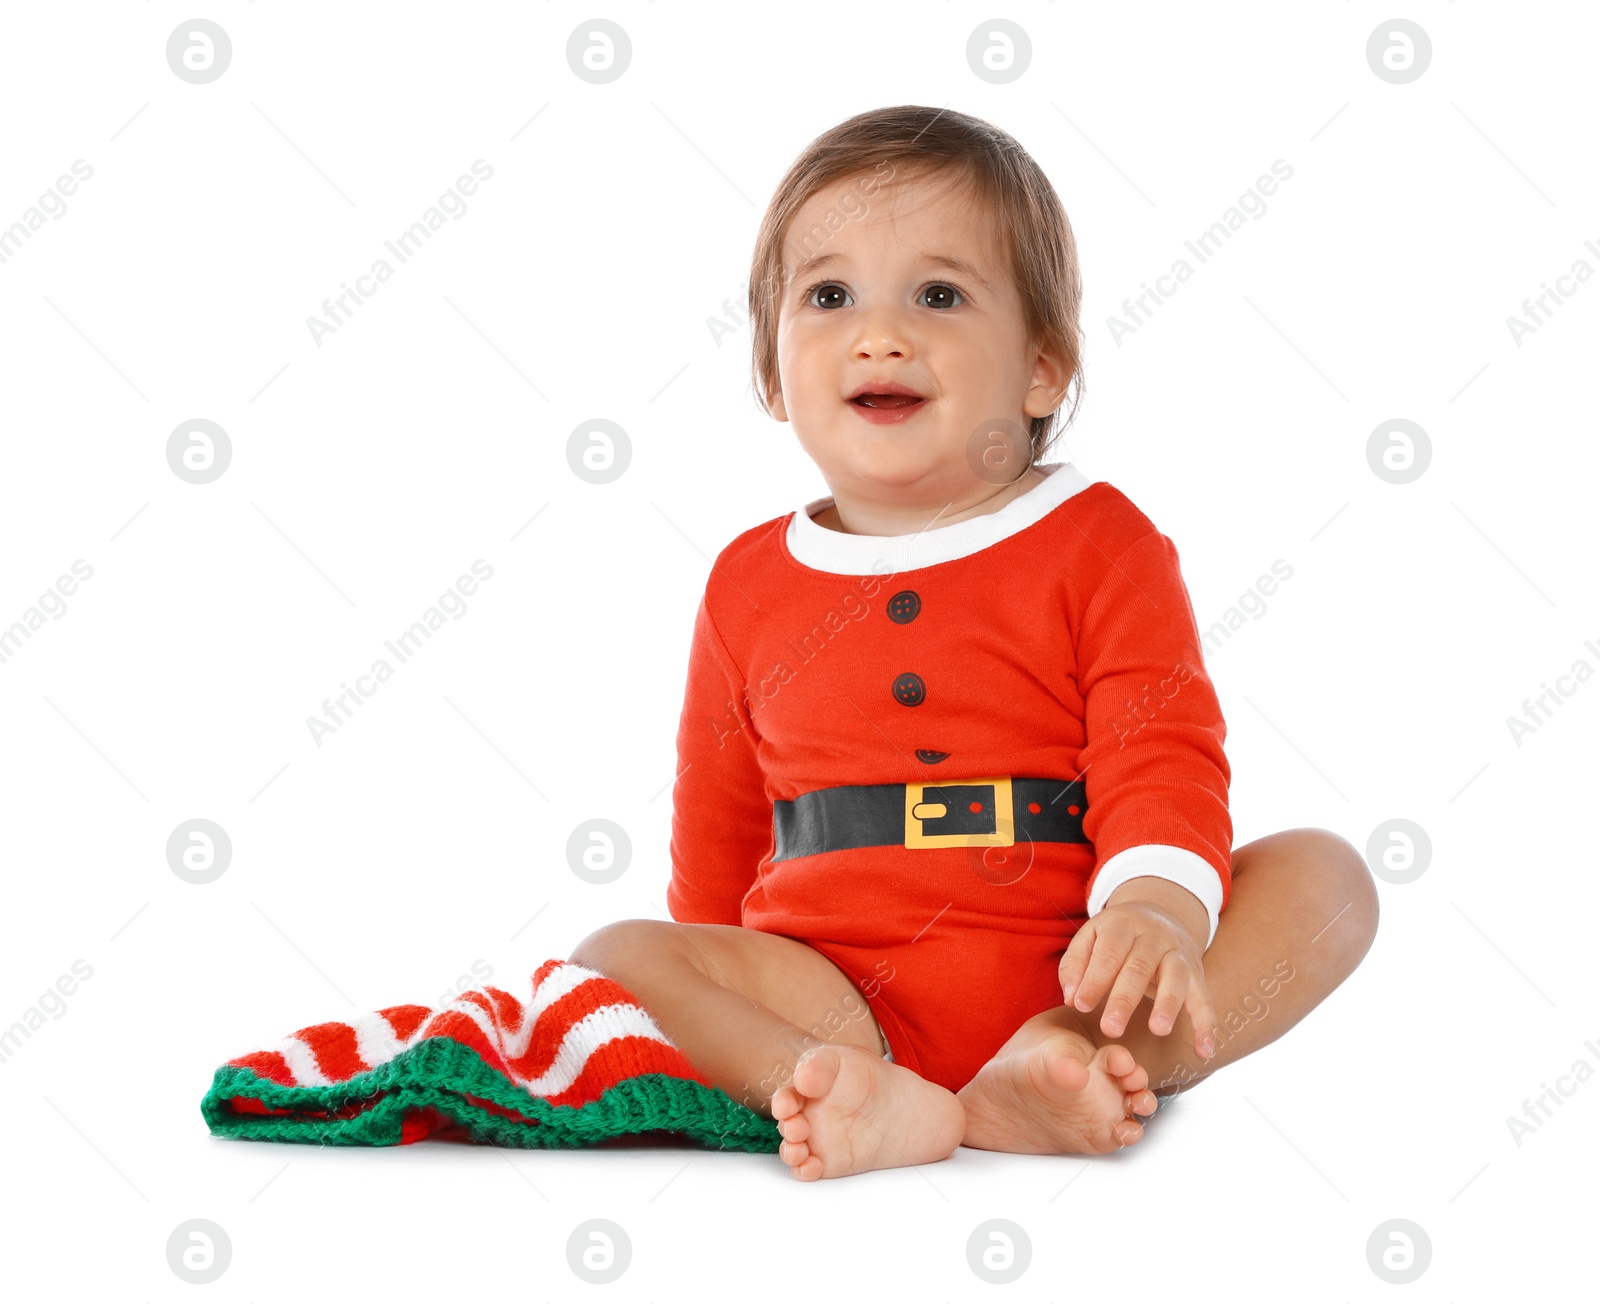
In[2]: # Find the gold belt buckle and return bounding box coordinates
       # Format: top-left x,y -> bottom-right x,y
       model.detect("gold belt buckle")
903,775 -> 1014,849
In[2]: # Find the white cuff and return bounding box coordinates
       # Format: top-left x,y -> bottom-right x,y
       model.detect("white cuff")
1086,844 -> 1224,950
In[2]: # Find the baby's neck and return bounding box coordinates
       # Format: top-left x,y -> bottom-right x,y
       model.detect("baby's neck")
813,465 -> 1052,536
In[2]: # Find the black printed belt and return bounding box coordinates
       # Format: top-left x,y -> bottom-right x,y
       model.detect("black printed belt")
772,775 -> 1089,861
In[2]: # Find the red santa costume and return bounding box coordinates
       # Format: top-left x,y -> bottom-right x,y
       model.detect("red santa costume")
666,461 -> 1233,1095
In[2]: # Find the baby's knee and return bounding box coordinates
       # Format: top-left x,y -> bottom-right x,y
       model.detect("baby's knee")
1260,827 -> 1380,946
1300,827 -> 1381,942
569,918 -> 687,977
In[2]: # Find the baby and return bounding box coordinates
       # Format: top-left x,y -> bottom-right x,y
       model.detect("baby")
571,105 -> 1379,1181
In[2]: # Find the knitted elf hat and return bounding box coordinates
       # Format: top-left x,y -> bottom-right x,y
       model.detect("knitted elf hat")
200,958 -> 781,1152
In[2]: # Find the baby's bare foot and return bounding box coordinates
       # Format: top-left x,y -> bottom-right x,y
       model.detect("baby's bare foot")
769,1043 -> 966,1181
957,1020 -> 1157,1155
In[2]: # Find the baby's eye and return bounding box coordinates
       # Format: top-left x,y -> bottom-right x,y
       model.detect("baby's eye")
919,283 -> 964,310
806,282 -> 852,310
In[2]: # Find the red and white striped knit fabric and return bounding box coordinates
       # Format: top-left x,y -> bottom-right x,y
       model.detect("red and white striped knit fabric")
202,958 -> 774,1149
228,958 -> 691,1106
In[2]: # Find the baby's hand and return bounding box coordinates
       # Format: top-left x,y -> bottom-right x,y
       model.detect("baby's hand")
1058,877 -> 1217,1061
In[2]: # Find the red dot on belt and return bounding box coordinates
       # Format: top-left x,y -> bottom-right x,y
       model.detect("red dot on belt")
1068,804 -> 1081,815
1027,801 -> 1041,814
969,801 -> 983,812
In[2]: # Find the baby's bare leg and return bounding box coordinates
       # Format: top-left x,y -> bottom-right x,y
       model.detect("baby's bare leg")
568,919 -> 881,1117
1071,826 -> 1380,1104
569,919 -> 966,1179
958,827 -> 1379,1154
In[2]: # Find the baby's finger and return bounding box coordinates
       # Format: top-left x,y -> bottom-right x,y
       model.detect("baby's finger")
1146,952 -> 1192,1037
1095,945 -> 1157,1040
1184,970 -> 1220,1059
1057,919 -> 1100,1006
1064,922 -> 1129,1017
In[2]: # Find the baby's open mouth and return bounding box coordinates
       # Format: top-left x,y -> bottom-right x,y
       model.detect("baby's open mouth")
850,394 -> 925,409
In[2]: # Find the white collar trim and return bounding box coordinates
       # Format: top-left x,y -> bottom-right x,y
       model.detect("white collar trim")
784,461 -> 1095,575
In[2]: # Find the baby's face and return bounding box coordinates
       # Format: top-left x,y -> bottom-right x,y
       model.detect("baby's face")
770,169 -> 1060,498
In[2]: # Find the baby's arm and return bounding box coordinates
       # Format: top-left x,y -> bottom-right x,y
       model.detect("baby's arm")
1062,527 -> 1233,1056
666,593 -> 770,926
1075,528 -> 1233,938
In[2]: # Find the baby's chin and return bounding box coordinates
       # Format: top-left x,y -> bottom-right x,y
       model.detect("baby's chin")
812,427 -> 993,491
818,440 -> 952,488
844,433 -> 936,460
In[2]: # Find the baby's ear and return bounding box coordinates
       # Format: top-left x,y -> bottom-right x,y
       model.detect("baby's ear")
767,381 -> 789,422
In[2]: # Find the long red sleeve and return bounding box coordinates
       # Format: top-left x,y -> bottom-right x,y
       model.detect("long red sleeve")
665,593 -> 772,926
1075,529 -> 1233,930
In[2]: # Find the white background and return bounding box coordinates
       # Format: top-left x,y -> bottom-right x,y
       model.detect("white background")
1,1 -> 1595,1298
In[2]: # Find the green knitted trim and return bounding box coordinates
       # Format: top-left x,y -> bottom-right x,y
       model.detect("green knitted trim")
200,1036 -> 781,1153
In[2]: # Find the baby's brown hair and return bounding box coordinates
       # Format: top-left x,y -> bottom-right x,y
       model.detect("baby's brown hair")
748,104 -> 1085,463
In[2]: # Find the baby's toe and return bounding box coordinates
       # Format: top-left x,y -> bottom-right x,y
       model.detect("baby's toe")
1131,1088 -> 1158,1117
770,1086 -> 803,1121
793,1154 -> 823,1181
1098,1043 -> 1138,1078
791,1044 -> 843,1097
1113,1069 -> 1154,1104
780,1139 -> 822,1180
778,1111 -> 811,1143
1113,1057 -> 1151,1092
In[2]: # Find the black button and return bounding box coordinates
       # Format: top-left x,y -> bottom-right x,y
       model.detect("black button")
887,590 -> 921,623
915,749 -> 949,763
891,672 -> 925,706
